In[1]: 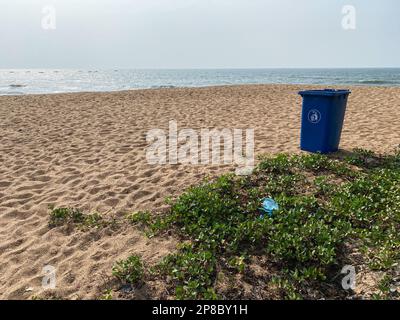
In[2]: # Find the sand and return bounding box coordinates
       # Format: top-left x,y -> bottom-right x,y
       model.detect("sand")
0,84 -> 399,299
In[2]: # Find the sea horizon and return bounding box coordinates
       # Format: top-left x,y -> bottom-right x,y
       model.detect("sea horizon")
1,68 -> 400,96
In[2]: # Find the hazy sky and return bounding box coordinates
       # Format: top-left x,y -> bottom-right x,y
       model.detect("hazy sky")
1,0 -> 399,69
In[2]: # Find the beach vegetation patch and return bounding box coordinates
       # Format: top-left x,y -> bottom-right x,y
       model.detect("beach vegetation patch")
49,206 -> 85,226
127,211 -> 152,226
48,206 -> 110,229
112,255 -> 144,285
155,244 -> 218,299
121,148 -> 400,299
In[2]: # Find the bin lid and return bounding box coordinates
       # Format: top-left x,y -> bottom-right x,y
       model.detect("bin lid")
299,89 -> 351,97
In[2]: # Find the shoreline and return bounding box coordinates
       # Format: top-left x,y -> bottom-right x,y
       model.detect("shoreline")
2,82 -> 400,98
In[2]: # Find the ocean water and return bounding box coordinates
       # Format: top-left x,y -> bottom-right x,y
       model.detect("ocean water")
1,68 -> 400,96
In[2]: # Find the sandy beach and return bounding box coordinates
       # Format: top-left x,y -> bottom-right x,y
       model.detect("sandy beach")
0,84 -> 399,299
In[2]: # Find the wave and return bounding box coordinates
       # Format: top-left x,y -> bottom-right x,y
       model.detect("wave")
9,84 -> 27,88
357,79 -> 399,85
1,91 -> 25,95
150,85 -> 176,89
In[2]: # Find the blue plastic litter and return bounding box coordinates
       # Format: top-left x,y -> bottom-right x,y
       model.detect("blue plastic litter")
259,198 -> 279,218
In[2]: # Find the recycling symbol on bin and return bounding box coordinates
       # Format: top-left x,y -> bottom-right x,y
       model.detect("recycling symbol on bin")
308,109 -> 321,124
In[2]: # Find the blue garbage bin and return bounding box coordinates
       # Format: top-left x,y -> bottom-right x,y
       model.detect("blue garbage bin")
298,89 -> 351,153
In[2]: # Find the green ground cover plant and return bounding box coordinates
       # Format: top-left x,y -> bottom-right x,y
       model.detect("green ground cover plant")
48,206 -> 115,229
124,148 -> 400,299
112,255 -> 144,285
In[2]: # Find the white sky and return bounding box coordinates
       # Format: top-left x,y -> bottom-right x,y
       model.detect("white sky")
0,0 -> 399,68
